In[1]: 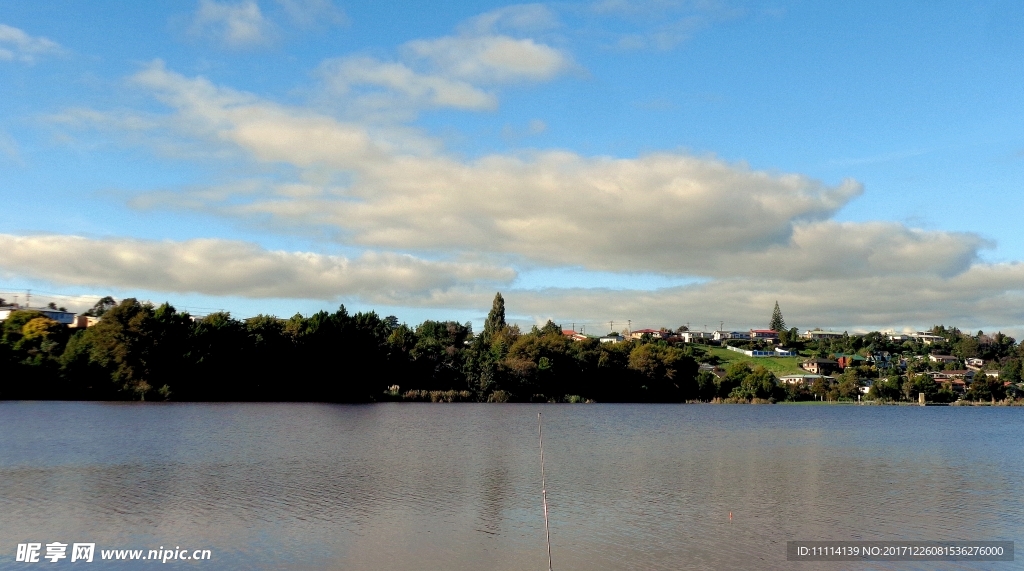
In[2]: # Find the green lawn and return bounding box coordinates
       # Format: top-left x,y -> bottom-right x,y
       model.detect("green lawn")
700,346 -> 808,376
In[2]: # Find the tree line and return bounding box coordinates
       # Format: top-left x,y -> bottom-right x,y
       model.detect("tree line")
1,293 -> 1021,403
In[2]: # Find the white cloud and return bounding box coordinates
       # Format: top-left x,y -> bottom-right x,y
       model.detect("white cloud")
403,34 -> 570,83
4,234 -> 1019,332
189,0 -> 274,48
314,15 -> 572,118
319,56 -> 497,111
0,234 -> 515,302
0,23 -> 62,63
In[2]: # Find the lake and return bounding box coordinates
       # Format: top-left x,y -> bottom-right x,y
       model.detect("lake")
0,402 -> 1020,570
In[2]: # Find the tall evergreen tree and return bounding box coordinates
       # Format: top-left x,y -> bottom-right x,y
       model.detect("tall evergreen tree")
769,301 -> 786,332
482,292 -> 506,339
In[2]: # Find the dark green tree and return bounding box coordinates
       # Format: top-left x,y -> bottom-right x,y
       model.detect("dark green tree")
866,374 -> 899,401
83,296 -> 117,318
769,301 -> 786,332
482,292 -> 506,341
729,366 -> 780,401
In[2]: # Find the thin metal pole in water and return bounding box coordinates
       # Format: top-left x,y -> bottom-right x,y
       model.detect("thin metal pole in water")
538,412 -> 553,571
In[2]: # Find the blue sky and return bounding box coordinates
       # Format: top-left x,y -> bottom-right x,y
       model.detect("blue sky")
2,0 -> 1024,335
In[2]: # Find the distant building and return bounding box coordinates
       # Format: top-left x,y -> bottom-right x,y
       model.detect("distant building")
562,330 -> 588,342
777,374 -> 835,386
801,330 -> 846,341
713,330 -> 751,341
911,332 -> 945,344
69,315 -> 100,329
629,328 -> 667,340
930,370 -> 974,382
749,329 -> 779,341
679,331 -> 714,343
599,334 -> 624,344
801,357 -> 839,375
928,354 -> 959,365
0,306 -> 76,325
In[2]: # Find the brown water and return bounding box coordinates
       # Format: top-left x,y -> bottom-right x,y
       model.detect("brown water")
0,402 -> 1021,570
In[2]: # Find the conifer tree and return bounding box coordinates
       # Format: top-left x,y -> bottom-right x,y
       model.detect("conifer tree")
769,301 -> 786,332
482,292 -> 506,340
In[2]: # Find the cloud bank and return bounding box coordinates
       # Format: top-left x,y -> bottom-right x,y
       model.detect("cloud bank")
0,234 -> 514,302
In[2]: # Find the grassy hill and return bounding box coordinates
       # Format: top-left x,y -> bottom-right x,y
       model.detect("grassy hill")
700,346 -> 807,376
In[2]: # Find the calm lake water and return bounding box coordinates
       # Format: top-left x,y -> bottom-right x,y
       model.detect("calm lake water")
0,402 -> 1021,570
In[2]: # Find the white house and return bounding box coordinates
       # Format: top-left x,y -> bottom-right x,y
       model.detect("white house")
630,328 -> 668,340
713,330 -> 751,341
801,329 -> 846,341
679,331 -> 714,343
911,332 -> 945,344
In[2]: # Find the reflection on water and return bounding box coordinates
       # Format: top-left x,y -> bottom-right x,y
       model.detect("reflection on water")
0,402 -> 1021,570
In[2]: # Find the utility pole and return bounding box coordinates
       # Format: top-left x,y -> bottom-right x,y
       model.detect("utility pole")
26,290 -> 31,308
627,319 -> 631,336
609,321 -> 614,334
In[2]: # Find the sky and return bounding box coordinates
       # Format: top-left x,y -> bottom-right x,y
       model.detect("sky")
2,0 -> 1024,335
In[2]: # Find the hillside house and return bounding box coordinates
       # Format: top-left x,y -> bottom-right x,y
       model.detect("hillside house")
679,331 -> 715,343
562,330 -> 589,342
801,330 -> 846,341
777,374 -> 835,386
801,357 -> 839,375
713,330 -> 751,341
929,354 -> 959,365
911,332 -> 946,344
750,329 -> 779,341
